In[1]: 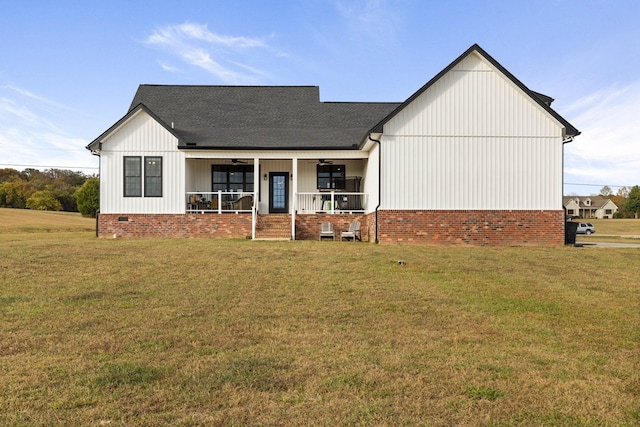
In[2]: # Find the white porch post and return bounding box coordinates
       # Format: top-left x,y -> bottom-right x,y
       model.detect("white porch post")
253,158 -> 259,240
291,158 -> 297,240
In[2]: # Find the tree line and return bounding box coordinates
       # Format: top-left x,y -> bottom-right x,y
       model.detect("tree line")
599,185 -> 640,218
0,168 -> 99,217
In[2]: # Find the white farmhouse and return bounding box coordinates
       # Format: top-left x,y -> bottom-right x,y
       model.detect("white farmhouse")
87,44 -> 579,245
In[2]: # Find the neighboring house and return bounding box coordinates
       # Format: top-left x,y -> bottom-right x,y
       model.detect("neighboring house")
563,196 -> 618,219
86,44 -> 580,245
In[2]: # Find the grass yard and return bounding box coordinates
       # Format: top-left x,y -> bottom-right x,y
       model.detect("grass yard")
574,218 -> 640,244
0,208 -> 95,234
577,218 -> 640,235
1,209 -> 640,426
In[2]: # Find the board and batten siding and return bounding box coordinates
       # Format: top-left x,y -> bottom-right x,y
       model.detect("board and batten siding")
99,111 -> 185,214
381,52 -> 565,211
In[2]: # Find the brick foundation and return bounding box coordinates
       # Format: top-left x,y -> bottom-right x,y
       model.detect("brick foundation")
294,213 -> 370,241
97,210 -> 564,245
377,210 -> 564,246
98,213 -> 253,239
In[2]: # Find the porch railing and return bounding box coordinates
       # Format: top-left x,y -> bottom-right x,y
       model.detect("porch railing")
296,192 -> 368,214
186,191 -> 255,214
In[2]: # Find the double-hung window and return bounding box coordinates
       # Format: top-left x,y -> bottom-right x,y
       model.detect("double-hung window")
317,164 -> 345,189
124,157 -> 142,197
144,157 -> 162,197
123,156 -> 163,197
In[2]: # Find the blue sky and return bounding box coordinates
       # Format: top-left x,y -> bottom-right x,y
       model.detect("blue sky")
1,0 -> 639,195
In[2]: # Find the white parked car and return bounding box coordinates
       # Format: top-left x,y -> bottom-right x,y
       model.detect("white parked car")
576,222 -> 595,235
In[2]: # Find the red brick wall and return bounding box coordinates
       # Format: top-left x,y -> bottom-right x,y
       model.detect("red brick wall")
294,213 -> 370,241
377,210 -> 564,246
98,214 -> 252,239
98,210 -> 564,245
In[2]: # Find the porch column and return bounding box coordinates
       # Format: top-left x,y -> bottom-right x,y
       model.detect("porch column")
253,158 -> 259,240
291,158 -> 298,240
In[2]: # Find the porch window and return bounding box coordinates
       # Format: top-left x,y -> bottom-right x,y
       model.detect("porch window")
317,164 -> 345,189
212,165 -> 254,192
144,157 -> 162,197
124,156 -> 141,197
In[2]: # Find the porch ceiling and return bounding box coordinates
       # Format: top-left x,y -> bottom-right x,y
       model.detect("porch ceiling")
183,150 -> 369,160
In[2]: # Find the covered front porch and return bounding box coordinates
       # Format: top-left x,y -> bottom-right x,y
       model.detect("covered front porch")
183,152 -> 375,240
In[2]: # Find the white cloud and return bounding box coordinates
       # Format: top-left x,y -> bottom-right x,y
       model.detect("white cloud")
564,82 -> 640,191
0,96 -> 64,133
159,62 -> 181,73
144,22 -> 271,84
0,86 -> 97,173
333,0 -> 401,42
173,22 -> 267,48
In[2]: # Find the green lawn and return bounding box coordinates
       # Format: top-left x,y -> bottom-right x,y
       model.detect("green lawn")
1,209 -> 640,425
0,207 -> 95,234
577,218 -> 640,235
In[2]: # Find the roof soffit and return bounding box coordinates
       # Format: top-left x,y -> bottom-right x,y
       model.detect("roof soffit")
86,104 -> 182,150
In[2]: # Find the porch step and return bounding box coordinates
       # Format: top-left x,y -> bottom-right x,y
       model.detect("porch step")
255,214 -> 292,239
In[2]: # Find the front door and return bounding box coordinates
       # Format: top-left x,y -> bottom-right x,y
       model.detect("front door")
269,172 -> 289,213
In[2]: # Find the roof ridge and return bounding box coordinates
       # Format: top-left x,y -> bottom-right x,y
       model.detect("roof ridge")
137,84 -> 319,88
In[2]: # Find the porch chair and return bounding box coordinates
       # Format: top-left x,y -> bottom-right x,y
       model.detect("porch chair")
319,221 -> 335,240
232,195 -> 254,211
340,220 -> 361,241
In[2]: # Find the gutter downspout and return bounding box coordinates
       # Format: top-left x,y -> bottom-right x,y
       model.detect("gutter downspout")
368,134 -> 382,244
562,135 -> 573,243
91,145 -> 101,238
562,136 -> 573,219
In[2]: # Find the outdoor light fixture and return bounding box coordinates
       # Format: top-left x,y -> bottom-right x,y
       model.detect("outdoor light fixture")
263,173 -> 267,181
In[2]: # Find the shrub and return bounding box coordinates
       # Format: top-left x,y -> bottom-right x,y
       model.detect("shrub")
26,190 -> 62,211
74,178 -> 99,217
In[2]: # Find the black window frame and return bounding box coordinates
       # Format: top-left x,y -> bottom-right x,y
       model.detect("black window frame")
211,165 -> 254,192
124,156 -> 163,198
317,164 -> 345,190
144,156 -> 163,197
124,156 -> 142,197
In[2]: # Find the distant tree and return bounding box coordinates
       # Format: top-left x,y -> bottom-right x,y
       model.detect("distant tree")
0,168 -> 25,183
74,177 -> 99,217
625,185 -> 640,219
609,186 -> 631,218
0,168 -> 90,212
611,194 -> 627,218
26,190 -> 63,211
617,186 -> 630,198
599,185 -> 613,197
48,169 -> 88,212
0,180 -> 34,208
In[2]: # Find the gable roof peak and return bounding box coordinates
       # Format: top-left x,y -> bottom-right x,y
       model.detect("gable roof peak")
370,43 -> 579,137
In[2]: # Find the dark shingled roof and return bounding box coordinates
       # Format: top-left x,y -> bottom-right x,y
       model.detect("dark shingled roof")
128,85 -> 400,149
87,45 -> 579,152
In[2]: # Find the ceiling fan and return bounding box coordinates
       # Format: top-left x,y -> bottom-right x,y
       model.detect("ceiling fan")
309,159 -> 333,166
230,159 -> 248,165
